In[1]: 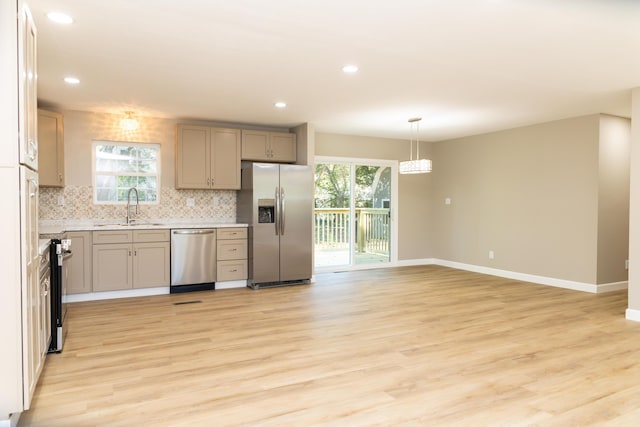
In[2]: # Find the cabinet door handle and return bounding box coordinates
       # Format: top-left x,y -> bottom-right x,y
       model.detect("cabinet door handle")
230,269 -> 237,272
58,173 -> 63,183
28,139 -> 37,161
211,177 -> 215,187
129,250 -> 132,256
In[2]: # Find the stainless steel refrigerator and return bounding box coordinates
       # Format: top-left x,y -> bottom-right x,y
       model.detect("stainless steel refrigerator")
237,162 -> 313,289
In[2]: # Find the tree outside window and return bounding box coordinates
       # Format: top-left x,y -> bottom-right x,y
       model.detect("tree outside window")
93,141 -> 160,204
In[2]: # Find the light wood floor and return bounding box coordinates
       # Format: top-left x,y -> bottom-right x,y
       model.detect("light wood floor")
20,266 -> 640,426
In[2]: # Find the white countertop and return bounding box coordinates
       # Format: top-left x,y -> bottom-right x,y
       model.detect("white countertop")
40,220 -> 248,235
38,239 -> 51,256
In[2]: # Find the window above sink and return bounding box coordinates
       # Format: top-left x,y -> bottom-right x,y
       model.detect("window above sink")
92,141 -> 161,205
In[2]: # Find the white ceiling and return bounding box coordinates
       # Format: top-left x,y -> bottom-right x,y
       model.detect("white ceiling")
29,0 -> 640,141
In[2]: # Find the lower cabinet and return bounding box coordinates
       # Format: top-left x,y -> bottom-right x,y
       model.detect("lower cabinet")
216,228 -> 248,282
66,231 -> 92,294
92,230 -> 170,292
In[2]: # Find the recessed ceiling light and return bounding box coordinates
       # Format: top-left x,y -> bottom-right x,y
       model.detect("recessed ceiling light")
274,102 -> 287,108
342,65 -> 358,73
47,12 -> 73,24
64,77 -> 80,84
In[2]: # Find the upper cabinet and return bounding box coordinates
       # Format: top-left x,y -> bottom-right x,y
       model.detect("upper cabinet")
38,109 -> 64,187
175,125 -> 241,190
241,130 -> 296,163
18,2 -> 38,171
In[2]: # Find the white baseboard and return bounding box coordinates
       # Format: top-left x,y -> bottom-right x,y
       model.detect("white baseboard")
65,287 -> 170,303
596,281 -> 628,293
215,280 -> 247,290
394,258 -> 435,267
0,412 -> 20,427
432,259 -> 628,294
64,281 -> 251,301
626,308 -> 640,322
314,258 -> 625,294
65,261 -> 627,301
315,258 -> 433,274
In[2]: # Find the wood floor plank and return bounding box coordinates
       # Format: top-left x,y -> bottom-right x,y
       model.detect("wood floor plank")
19,265 -> 640,426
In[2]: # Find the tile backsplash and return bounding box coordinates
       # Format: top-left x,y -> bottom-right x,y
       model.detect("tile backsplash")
39,185 -> 236,222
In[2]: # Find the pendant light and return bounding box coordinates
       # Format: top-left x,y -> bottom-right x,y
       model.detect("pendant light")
119,111 -> 139,131
399,117 -> 432,174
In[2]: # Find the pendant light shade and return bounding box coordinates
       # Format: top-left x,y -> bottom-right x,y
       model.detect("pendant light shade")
399,117 -> 432,174
120,111 -> 139,131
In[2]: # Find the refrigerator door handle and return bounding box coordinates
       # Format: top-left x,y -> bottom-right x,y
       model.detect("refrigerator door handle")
274,186 -> 280,235
280,187 -> 286,235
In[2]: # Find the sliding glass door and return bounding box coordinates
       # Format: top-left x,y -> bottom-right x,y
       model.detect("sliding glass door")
314,157 -> 397,270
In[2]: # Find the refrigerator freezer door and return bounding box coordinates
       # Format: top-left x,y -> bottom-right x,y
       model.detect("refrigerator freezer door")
279,164 -> 313,282
251,163 -> 281,283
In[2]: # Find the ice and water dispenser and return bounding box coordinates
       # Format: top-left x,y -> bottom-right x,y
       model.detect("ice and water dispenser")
258,199 -> 275,223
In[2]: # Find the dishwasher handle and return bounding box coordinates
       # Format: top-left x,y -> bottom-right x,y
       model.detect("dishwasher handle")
172,229 -> 215,235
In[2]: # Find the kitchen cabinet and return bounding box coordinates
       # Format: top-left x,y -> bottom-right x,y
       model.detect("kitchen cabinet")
66,231 -> 92,294
92,230 -> 170,292
22,168 -> 42,409
241,130 -> 296,163
38,248 -> 51,370
216,228 -> 248,282
37,109 -> 64,187
3,0 -> 43,416
175,125 -> 241,190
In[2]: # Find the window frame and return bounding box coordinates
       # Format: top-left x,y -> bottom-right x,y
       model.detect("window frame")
91,140 -> 161,205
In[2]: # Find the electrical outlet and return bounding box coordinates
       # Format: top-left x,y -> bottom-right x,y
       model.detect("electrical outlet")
213,196 -> 220,207
57,196 -> 65,206
445,197 -> 451,205
625,259 -> 629,270
186,198 -> 195,207
489,250 -> 494,259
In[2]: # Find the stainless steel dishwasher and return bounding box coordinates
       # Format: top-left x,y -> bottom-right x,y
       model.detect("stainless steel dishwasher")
170,229 -> 216,293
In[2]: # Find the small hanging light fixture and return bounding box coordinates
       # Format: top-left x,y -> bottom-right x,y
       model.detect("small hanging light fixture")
119,111 -> 139,131
399,117 -> 432,174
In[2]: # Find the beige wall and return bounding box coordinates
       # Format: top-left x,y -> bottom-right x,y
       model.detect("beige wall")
597,115 -> 631,284
61,110 -> 177,187
315,132 -> 432,261
431,115 -> 602,284
629,89 -> 640,311
291,122 -> 315,165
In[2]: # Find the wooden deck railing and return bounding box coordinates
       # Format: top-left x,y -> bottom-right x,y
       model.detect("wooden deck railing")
314,208 -> 390,254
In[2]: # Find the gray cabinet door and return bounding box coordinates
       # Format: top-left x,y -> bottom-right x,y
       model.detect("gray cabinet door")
92,243 -> 133,291
133,242 -> 170,288
211,127 -> 241,189
176,125 -> 210,189
67,231 -> 92,294
38,109 -> 64,187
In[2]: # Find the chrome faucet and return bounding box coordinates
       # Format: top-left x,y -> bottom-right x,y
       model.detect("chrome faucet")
126,187 -> 140,224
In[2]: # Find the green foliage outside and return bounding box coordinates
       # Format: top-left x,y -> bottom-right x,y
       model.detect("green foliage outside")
315,163 -> 389,208
94,143 -> 159,203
